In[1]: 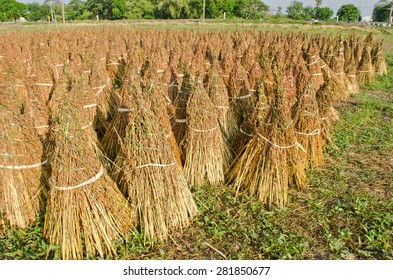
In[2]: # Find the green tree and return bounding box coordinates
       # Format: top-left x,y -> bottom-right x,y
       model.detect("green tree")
337,4 -> 361,22
206,0 -> 220,18
65,0 -> 87,20
372,0 -> 392,22
276,6 -> 283,17
187,0 -> 236,19
157,0 -> 191,19
234,0 -> 269,19
286,1 -> 303,20
25,2 -> 50,21
0,0 -> 26,22
207,0 -> 236,18
314,6 -> 333,20
286,1 -> 312,20
79,10 -> 93,19
86,0 -> 113,19
189,0 -> 203,18
303,5 -> 314,19
112,0 -> 126,19
218,0 -> 236,18
125,0 -> 155,19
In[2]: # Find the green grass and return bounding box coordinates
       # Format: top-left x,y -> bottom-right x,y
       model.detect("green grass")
0,218 -> 51,260
0,23 -> 392,260
332,95 -> 393,153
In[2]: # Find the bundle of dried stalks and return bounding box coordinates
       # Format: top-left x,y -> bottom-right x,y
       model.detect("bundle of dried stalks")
190,49 -> 207,76
44,82 -> 134,259
283,61 -> 308,189
344,53 -> 360,95
94,77 -> 115,138
176,49 -> 193,81
173,69 -> 192,151
153,62 -> 177,105
85,52 -> 113,138
167,66 -> 181,104
352,37 -> 364,66
206,41 -> 220,65
346,35 -> 356,56
320,61 -> 349,101
227,61 -> 255,125
230,85 -> 270,157
282,55 -> 299,107
143,61 -> 183,169
328,41 -> 352,100
322,44 -> 335,67
259,51 -> 276,98
294,56 -> 310,96
154,92 -> 183,170
357,46 -> 375,86
371,40 -> 387,76
328,38 -> 344,72
0,86 -> 47,231
248,61 -> 263,94
205,62 -> 238,142
105,44 -> 127,88
232,32 -> 248,58
108,86 -> 197,241
218,45 -> 234,86
292,80 -> 324,169
363,33 -> 374,46
182,75 -> 231,187
101,69 -> 142,162
304,44 -> 325,91
229,71 -> 299,206
315,76 -> 340,144
25,56 -> 56,139
241,46 -> 258,72
229,50 -> 276,156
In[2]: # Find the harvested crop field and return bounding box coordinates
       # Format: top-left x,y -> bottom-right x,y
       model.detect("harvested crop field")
0,22 -> 392,260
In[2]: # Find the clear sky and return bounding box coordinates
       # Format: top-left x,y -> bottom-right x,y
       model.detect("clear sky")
17,0 -> 378,17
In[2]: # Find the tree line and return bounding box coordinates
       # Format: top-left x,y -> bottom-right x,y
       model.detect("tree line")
0,0 -> 392,23
2,0 -> 270,22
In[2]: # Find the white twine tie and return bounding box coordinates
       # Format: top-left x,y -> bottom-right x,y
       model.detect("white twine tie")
35,83 -> 54,86
233,94 -> 251,100
294,129 -> 320,136
188,125 -> 218,133
136,162 -> 176,168
0,159 -> 48,170
53,165 -> 104,191
117,108 -> 133,113
83,104 -> 97,109
256,132 -> 307,153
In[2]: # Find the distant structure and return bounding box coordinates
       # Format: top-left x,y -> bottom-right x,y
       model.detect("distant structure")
361,16 -> 372,22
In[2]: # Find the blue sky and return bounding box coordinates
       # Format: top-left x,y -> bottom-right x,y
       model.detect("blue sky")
18,0 -> 378,17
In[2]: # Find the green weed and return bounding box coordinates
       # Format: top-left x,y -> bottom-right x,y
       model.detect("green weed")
0,218 -> 51,260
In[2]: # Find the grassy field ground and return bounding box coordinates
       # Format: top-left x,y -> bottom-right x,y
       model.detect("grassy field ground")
0,21 -> 392,260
